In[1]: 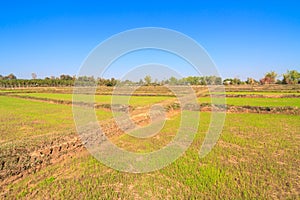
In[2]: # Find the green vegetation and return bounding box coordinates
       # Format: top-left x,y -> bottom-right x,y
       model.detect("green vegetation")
5,112 -> 299,199
1,87 -> 299,199
1,69 -> 299,88
282,70 -> 300,84
199,97 -> 300,107
0,96 -> 74,142
217,91 -> 300,95
0,96 -> 112,142
13,93 -> 172,107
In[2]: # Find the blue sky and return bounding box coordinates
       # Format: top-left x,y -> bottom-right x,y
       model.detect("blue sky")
0,0 -> 299,80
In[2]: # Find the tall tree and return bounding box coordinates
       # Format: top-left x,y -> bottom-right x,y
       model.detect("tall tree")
260,71 -> 277,84
144,75 -> 152,86
6,73 -> 17,80
282,70 -> 300,84
168,76 -> 178,85
246,77 -> 256,85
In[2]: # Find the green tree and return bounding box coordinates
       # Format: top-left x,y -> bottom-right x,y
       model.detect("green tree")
223,78 -> 233,85
6,73 -> 17,80
215,77 -> 222,85
205,76 -> 222,85
282,70 -> 300,84
246,77 -> 256,85
185,76 -> 200,85
232,78 -> 242,85
168,76 -> 178,85
144,75 -> 152,86
60,74 -> 73,80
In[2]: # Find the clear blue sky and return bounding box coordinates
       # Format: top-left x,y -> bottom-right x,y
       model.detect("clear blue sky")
0,0 -> 299,80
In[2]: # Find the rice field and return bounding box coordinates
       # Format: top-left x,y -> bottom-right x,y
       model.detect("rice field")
199,97 -> 300,107
0,86 -> 299,199
13,93 -> 173,107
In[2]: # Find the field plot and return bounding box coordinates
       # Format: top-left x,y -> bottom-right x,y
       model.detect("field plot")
0,96 -> 75,142
225,91 -> 300,96
0,85 -> 178,96
1,87 -> 299,199
0,96 -> 114,142
199,97 -> 300,107
12,93 -> 173,107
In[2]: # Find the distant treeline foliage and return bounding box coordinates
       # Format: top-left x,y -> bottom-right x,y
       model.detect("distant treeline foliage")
0,70 -> 299,88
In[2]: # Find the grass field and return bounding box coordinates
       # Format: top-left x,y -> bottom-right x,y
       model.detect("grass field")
0,96 -> 113,142
4,112 -> 299,199
210,91 -> 300,95
1,87 -> 299,199
199,97 -> 300,107
225,91 -> 300,95
13,93 -> 173,107
9,92 -> 300,108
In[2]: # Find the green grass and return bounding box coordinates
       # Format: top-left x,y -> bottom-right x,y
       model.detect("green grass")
14,93 -> 172,107
199,97 -> 300,107
0,96 -> 113,142
212,91 -> 300,95
0,90 -> 16,93
5,112 -> 300,199
1,87 -> 300,199
226,91 -> 300,95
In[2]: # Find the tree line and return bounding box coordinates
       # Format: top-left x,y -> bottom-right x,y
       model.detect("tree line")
0,70 -> 299,88
223,70 -> 300,85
